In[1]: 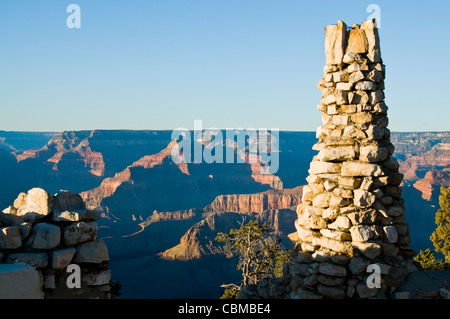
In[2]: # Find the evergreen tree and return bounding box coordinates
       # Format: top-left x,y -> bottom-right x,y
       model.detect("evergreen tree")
414,186 -> 450,270
430,186 -> 450,262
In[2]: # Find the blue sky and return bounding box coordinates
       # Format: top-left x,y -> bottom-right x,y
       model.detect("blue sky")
0,0 -> 449,132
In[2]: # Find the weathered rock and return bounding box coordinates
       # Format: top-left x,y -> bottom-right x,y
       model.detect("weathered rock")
53,191 -> 86,212
360,145 -> 389,162
63,222 -> 98,246
52,209 -> 100,222
341,162 -> 383,177
325,20 -> 347,65
319,263 -> 347,277
317,284 -> 346,299
0,226 -> 22,249
353,190 -> 376,208
317,146 -> 356,162
0,264 -> 44,299
350,225 -> 376,242
6,252 -> 48,268
82,269 -> 112,286
309,161 -> 342,174
328,216 -> 352,231
51,248 -> 76,269
27,223 -> 61,250
360,19 -> 381,63
16,188 -> 54,223
383,226 -> 398,243
73,239 -> 109,264
346,29 -> 368,54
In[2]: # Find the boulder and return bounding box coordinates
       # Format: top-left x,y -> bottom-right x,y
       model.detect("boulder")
53,191 -> 86,212
16,188 -> 54,223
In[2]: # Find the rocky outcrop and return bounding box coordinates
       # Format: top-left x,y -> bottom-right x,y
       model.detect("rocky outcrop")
0,188 -> 111,299
413,169 -> 450,201
204,187 -> 302,213
80,140 -> 188,210
160,209 -> 297,261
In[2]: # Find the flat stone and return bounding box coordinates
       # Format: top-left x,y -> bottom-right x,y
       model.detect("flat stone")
311,237 -> 353,254
52,209 -> 99,222
0,264 -> 44,299
73,239 -> 109,264
320,229 -> 352,241
336,82 -> 353,91
6,252 -> 48,268
51,248 -> 76,269
355,81 -> 377,91
82,269 -> 111,286
309,161 -> 342,174
317,146 -> 355,162
317,284 -> 346,299
341,162 -> 383,177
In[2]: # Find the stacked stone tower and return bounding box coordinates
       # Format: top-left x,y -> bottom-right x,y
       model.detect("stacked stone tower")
289,19 -> 416,299
239,19 -> 417,299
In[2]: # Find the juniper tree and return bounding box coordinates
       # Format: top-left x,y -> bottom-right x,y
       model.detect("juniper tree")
430,186 -> 450,262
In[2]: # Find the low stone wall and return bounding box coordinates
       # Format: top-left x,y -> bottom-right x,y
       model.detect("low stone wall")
0,188 -> 111,299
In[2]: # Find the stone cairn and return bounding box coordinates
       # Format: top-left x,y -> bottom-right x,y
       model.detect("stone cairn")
0,188 -> 111,299
239,19 -> 417,299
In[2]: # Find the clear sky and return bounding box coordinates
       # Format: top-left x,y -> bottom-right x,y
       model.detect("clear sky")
0,0 -> 449,132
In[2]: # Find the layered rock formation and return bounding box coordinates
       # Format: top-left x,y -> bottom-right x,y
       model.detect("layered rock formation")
160,209 -> 297,261
0,188 -> 111,299
203,187 -> 302,213
240,19 -> 417,299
